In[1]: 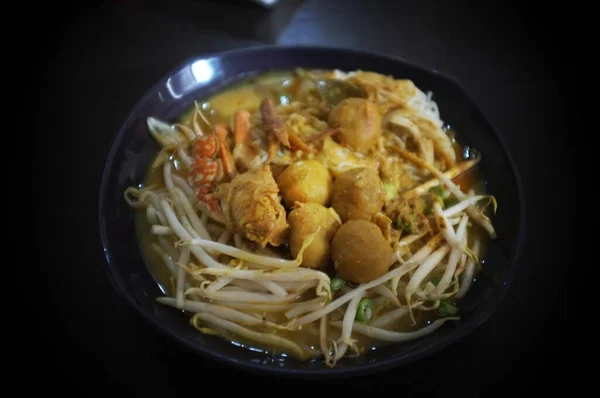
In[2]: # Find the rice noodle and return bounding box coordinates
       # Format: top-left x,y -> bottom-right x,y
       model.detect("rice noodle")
408,88 -> 443,127
385,112 -> 429,159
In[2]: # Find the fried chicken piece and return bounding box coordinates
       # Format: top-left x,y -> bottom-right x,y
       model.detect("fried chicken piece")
214,164 -> 289,247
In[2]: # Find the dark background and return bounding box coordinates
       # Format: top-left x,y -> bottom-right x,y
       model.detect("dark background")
37,0 -> 571,395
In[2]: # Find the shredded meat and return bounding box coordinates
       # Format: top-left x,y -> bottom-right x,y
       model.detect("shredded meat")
261,98 -> 290,147
372,211 -> 400,248
384,195 -> 431,238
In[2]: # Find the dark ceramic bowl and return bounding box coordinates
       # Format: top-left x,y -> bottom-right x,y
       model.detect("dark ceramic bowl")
98,45 -> 525,378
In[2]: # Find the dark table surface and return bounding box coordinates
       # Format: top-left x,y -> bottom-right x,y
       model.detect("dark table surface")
37,0 -> 571,395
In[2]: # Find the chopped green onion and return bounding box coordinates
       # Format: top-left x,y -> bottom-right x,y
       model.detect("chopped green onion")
423,194 -> 444,215
437,300 -> 459,317
384,182 -> 397,201
331,276 -> 346,291
356,298 -> 374,323
429,185 -> 445,197
430,185 -> 451,199
396,217 -> 414,233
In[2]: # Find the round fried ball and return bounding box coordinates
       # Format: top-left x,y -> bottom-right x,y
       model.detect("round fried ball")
288,202 -> 341,269
331,220 -> 393,283
277,160 -> 333,207
328,98 -> 382,153
331,167 -> 387,222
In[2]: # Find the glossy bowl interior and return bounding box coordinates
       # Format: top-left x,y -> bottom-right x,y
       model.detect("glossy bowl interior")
98,45 -> 525,378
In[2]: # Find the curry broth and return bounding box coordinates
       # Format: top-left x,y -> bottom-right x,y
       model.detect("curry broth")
133,70 -> 490,360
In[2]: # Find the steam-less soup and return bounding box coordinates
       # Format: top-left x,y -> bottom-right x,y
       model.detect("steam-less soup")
125,68 -> 497,367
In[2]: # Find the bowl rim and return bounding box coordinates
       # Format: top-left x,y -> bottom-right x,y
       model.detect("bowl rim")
97,44 -> 526,378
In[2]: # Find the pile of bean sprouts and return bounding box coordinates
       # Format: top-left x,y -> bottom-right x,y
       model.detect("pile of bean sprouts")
124,70 -> 498,367
125,138 -> 495,367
